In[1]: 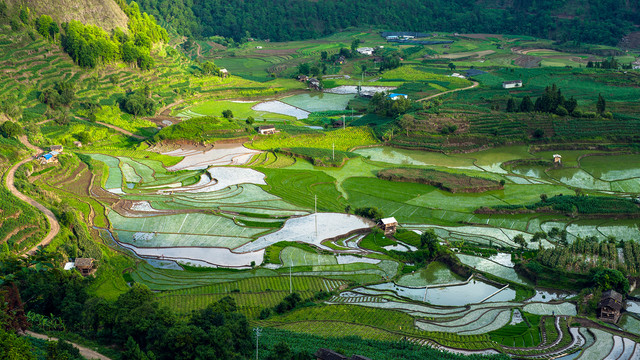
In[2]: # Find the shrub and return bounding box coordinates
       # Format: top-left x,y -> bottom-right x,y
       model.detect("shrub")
555,106 -> 568,116
354,207 -> 383,220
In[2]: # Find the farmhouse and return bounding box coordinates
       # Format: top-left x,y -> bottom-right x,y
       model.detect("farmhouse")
75,258 -> 96,276
502,80 -> 523,89
332,119 -> 344,128
258,125 -> 277,135
379,217 -> 398,234
50,145 -> 63,152
387,93 -> 409,100
297,74 -> 309,82
73,141 -> 83,148
308,78 -> 322,91
597,290 -> 624,323
219,68 -> 229,78
38,150 -> 60,165
335,55 -> 346,65
356,47 -> 374,56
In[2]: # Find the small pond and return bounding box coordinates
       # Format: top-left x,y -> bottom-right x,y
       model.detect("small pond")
510,164 -> 549,179
579,154 -> 640,181
323,85 -> 396,96
235,213 -> 373,252
354,146 -> 476,168
397,261 -> 464,287
280,93 -> 355,113
526,289 -> 573,303
362,278 -> 516,306
547,168 -> 610,191
252,101 -> 310,119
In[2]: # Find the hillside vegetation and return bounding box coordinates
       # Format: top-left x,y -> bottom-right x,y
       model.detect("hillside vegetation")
139,0 -> 639,45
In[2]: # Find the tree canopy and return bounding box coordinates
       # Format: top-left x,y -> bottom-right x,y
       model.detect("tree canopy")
136,0 -> 638,45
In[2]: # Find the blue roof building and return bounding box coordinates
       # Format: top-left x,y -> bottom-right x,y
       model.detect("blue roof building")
387,93 -> 408,100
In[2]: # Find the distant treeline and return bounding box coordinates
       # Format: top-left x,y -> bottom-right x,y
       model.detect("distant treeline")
135,0 -> 639,45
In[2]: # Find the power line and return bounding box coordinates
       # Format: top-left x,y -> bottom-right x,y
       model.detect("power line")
253,327 -> 262,360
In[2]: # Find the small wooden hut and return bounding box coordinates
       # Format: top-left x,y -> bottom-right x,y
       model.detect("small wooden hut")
379,217 -> 398,234
597,289 -> 624,323
75,258 -> 95,276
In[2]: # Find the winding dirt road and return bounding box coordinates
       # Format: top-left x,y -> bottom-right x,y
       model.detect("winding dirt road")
25,331 -> 112,360
5,135 -> 60,255
417,81 -> 479,102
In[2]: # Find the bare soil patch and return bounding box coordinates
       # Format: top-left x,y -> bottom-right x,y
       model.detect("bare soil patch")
514,55 -> 541,68
377,168 -> 502,193
458,34 -> 504,40
437,50 -> 495,59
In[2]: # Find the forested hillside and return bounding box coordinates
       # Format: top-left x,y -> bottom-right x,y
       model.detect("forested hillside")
136,0 -> 640,45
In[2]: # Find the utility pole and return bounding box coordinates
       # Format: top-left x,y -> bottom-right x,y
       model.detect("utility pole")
314,195 -> 318,238
253,327 -> 262,360
343,114 -> 346,129
332,142 -> 335,161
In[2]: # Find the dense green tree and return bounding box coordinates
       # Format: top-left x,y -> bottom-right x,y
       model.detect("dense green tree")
123,336 -> 156,360
36,15 -> 58,40
354,207 -> 383,220
297,63 -> 310,76
514,234 -> 526,250
519,95 -> 534,112
0,327 -> 34,360
592,268 -> 629,294
420,229 -> 439,255
201,61 -> 219,75
506,97 -> 517,112
120,90 -> 156,117
597,94 -> 606,114
222,109 -> 233,119
135,0 -> 638,46
0,121 -> 23,138
351,38 -> 360,53
46,339 -> 83,360
18,5 -> 28,24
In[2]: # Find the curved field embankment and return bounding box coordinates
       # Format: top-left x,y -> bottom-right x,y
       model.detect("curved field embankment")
5,135 -> 60,255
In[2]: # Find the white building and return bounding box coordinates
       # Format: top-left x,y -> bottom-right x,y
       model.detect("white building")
356,47 -> 374,56
502,80 -> 523,89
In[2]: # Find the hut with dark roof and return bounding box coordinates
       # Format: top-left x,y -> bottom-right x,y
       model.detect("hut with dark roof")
597,289 -> 624,323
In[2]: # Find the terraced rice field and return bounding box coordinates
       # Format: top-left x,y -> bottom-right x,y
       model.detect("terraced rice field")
456,254 -> 533,285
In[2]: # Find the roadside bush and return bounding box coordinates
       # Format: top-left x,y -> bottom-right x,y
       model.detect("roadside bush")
0,121 -> 23,138
354,207 -> 383,220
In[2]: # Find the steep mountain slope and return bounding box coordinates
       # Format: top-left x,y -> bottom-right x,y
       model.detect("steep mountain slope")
5,0 -> 128,31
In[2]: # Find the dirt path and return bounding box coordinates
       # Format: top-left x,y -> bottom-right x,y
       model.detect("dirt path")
24,331 -> 112,360
417,81 -> 479,102
95,121 -> 145,140
76,118 -> 145,140
5,136 -> 60,255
